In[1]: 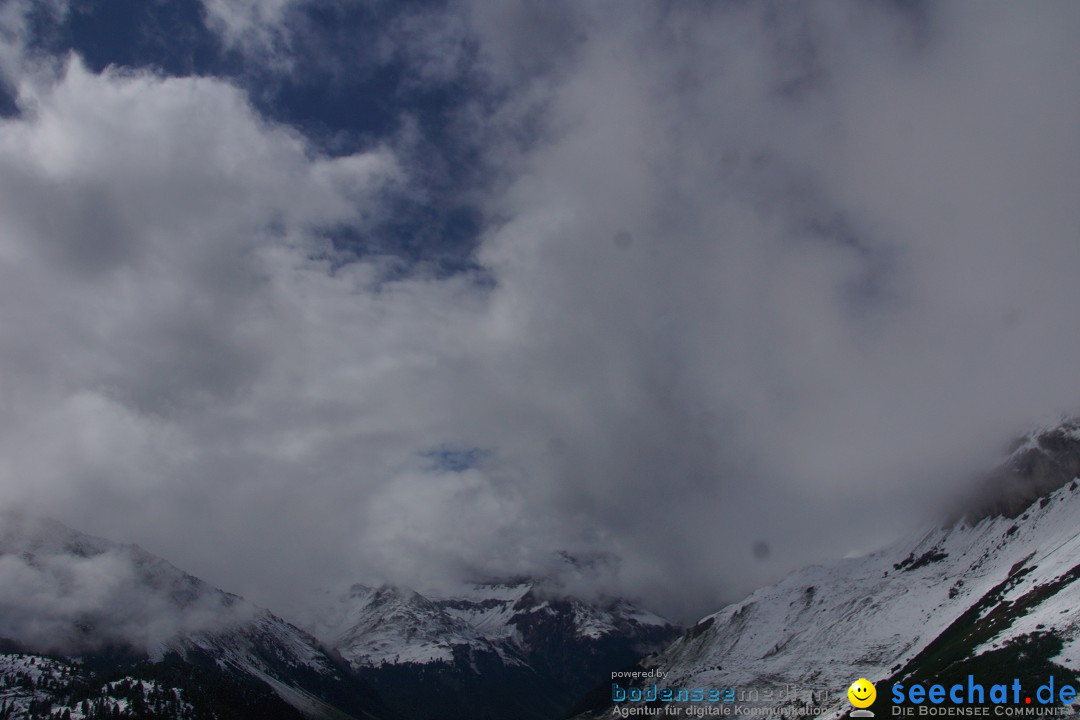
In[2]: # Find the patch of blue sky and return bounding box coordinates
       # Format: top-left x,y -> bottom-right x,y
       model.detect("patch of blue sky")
24,0 -> 486,279
421,446 -> 490,473
0,83 -> 16,118
30,0 -> 229,78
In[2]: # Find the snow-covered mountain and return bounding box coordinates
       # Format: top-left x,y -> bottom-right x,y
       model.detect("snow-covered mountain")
0,515 -> 394,720
314,579 -> 674,668
310,584 -> 518,668
310,578 -> 678,720
19,417 -> 1080,720
570,422 -> 1080,719
0,513 -> 676,720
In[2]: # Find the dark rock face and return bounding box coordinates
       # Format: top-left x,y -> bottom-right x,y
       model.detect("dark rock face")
334,584 -> 679,720
968,421 -> 1080,521
507,592 -> 678,712
356,655 -> 565,720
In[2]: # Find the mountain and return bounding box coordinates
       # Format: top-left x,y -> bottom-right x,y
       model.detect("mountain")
0,515 -> 395,720
569,422 -> 1080,719
310,577 -> 679,720
0,514 -> 677,720
0,647 -> 315,720
21,417 -> 1080,720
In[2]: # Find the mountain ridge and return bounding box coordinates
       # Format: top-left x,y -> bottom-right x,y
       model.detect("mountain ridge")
0,513 -> 677,720
306,577 -> 679,720
0,513 -> 395,720
569,421 -> 1080,719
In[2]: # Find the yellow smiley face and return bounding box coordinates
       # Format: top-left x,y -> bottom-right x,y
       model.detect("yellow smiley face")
848,678 -> 876,708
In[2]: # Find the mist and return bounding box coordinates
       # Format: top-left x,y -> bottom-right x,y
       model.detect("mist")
0,515 -> 253,653
0,1 -> 1078,624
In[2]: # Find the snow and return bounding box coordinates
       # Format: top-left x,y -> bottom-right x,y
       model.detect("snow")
316,584 -> 502,666
0,513 -> 362,718
313,579 -> 676,670
0,656 -> 195,720
579,477 -> 1080,719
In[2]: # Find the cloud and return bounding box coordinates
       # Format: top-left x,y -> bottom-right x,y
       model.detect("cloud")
200,0 -> 298,63
0,515 -> 254,653
0,1 -> 1078,628
0,55 -> 424,609
447,0 -> 1080,614
0,0 -> 68,92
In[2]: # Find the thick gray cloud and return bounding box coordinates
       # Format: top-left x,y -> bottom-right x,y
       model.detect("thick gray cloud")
0,1 -> 1078,626
0,514 -> 254,653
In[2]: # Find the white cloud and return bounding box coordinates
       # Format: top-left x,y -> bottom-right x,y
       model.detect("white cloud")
0,0 -> 68,92
454,0 -> 1080,615
1,1 -> 1079,627
200,0 -> 298,62
0,515 -> 254,653
0,55 -> 437,610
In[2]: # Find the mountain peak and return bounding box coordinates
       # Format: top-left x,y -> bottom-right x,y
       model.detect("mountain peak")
0,512 -> 119,559
313,577 -> 678,720
964,418 -> 1080,522
0,514 -> 397,719
0,512 -> 259,655
572,477 -> 1080,719
309,575 -> 679,670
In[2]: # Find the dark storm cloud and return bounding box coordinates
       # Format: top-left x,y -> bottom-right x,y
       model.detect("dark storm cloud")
0,0 -> 1078,626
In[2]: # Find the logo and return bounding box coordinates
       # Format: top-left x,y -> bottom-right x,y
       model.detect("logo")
848,678 -> 877,717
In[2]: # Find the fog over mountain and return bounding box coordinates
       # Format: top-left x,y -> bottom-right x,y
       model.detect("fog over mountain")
0,513 -> 255,653
0,1 -> 1077,624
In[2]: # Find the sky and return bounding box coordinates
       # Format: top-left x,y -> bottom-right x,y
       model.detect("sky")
0,0 -> 1079,625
